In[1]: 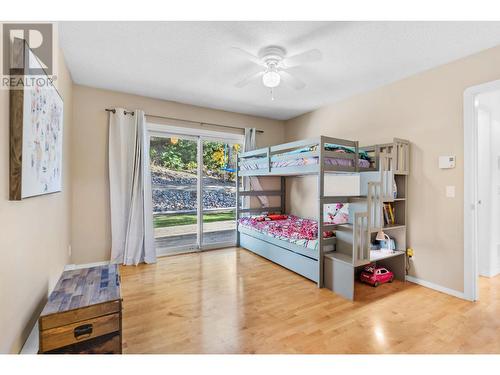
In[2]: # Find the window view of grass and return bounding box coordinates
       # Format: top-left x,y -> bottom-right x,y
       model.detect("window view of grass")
154,211 -> 236,228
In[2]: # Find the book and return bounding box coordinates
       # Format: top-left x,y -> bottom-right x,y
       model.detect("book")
383,204 -> 390,225
387,203 -> 395,225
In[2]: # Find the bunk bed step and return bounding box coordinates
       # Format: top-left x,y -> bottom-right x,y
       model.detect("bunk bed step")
320,196 -> 367,204
332,223 -> 354,231
322,223 -> 352,231
322,237 -> 336,246
320,196 -> 350,204
323,253 -> 355,300
324,251 -> 352,264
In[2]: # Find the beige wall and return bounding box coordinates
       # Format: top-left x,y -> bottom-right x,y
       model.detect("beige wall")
0,49 -> 73,352
71,85 -> 285,264
285,45 -> 500,293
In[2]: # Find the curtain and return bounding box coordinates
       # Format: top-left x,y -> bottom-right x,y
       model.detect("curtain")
109,108 -> 156,265
244,128 -> 269,207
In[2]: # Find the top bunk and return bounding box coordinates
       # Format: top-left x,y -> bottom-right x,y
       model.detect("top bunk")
238,136 -> 378,177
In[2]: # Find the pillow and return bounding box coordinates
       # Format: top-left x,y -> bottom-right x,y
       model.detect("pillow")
325,203 -> 349,225
267,214 -> 288,221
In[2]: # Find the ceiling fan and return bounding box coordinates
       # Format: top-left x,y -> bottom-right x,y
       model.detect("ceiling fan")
231,45 -> 322,99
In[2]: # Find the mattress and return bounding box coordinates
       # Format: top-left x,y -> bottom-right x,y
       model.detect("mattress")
238,215 -> 334,251
239,155 -> 370,171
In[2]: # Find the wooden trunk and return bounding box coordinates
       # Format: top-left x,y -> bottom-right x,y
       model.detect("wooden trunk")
39,265 -> 122,354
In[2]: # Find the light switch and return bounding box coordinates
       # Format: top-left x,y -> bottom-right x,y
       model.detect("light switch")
446,185 -> 455,198
439,156 -> 456,169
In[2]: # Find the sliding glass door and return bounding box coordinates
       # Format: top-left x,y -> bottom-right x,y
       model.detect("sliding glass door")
201,140 -> 239,248
150,134 -> 199,256
149,127 -> 242,256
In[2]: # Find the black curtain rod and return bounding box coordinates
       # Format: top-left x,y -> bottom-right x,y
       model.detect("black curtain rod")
104,108 -> 264,134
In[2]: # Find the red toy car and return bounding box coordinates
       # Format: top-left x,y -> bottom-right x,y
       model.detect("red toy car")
360,264 -> 394,287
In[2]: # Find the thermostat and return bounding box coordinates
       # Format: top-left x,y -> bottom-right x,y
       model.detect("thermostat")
439,156 -> 455,169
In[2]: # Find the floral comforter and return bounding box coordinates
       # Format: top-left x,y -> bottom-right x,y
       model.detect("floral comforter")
238,215 -> 334,251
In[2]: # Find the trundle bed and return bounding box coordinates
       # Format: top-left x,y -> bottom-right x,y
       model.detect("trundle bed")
238,215 -> 334,282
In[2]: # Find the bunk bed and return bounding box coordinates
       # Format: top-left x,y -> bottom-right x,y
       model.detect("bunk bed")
238,137 -> 378,177
236,136 -> 410,299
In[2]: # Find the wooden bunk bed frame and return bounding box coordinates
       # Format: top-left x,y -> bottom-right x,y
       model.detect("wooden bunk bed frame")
235,136 -> 410,297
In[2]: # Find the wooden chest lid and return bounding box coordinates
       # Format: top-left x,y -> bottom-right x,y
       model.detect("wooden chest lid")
40,264 -> 121,319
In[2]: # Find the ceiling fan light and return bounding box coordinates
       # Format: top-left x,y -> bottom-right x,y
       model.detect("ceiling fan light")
262,71 -> 281,88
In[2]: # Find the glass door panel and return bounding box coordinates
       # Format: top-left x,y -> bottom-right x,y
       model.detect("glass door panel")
150,134 -> 199,255
201,140 -> 240,248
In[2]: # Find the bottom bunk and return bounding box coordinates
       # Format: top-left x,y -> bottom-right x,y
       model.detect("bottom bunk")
237,215 -> 335,283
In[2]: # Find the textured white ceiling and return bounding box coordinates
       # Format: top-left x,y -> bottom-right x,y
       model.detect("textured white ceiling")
59,21 -> 500,120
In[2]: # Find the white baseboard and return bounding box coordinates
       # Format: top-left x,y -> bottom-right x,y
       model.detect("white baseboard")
479,267 -> 500,278
20,321 -> 39,354
406,275 -> 465,299
492,268 -> 500,278
64,260 -> 110,271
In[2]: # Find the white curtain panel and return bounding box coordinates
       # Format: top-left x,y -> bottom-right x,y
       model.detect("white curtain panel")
109,108 -> 156,265
243,128 -> 269,207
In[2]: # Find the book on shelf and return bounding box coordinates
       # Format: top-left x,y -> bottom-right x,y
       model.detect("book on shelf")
387,203 -> 395,224
383,204 -> 389,225
383,203 -> 395,225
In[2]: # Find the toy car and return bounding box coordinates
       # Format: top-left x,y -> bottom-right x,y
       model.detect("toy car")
360,265 -> 394,287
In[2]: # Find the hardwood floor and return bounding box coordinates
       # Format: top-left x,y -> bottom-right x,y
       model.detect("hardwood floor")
120,247 -> 500,354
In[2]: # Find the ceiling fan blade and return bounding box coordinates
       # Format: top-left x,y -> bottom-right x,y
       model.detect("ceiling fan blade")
279,71 -> 306,90
229,47 -> 265,66
235,71 -> 264,88
282,49 -> 322,68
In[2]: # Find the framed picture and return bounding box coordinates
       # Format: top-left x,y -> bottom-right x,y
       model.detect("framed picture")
9,38 -> 64,200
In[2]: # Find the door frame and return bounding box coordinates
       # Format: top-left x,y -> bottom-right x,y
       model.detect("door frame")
463,78 -> 500,301
147,122 -> 244,255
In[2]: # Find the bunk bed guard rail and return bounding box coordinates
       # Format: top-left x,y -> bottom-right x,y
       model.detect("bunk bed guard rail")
237,136 -> 366,176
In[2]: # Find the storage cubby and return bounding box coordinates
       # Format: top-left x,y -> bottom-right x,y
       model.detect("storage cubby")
393,174 -> 407,199
370,226 -> 406,252
381,199 -> 405,227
